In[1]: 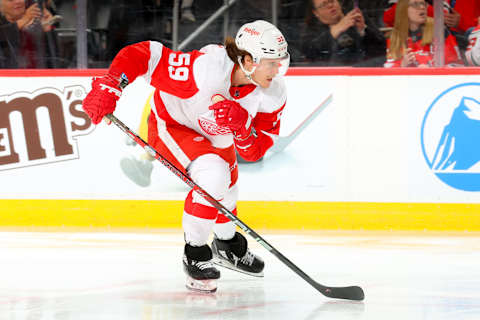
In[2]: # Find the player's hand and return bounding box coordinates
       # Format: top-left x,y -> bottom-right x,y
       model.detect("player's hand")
82,74 -> 122,125
209,97 -> 250,133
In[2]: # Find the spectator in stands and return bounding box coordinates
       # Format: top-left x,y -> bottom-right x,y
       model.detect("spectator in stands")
300,0 -> 386,66
384,0 -> 479,33
383,0 -> 480,50
0,0 -> 59,68
384,0 -> 463,67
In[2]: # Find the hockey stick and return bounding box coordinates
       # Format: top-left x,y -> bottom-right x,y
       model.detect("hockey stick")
262,94 -> 333,154
105,113 -> 365,301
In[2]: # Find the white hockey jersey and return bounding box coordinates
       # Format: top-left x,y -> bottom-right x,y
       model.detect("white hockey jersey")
110,41 -> 287,160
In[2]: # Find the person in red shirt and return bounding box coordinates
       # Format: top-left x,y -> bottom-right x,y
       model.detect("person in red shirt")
384,0 -> 463,67
384,0 -> 480,34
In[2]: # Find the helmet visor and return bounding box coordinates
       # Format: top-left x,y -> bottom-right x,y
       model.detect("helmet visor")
256,52 -> 290,77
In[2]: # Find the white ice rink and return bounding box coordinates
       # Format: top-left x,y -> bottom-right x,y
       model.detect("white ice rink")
0,230 -> 479,320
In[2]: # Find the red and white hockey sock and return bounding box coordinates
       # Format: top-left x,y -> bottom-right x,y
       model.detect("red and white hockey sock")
182,190 -> 218,246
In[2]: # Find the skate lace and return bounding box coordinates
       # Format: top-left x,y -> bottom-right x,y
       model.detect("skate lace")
240,250 -> 255,266
195,261 -> 214,270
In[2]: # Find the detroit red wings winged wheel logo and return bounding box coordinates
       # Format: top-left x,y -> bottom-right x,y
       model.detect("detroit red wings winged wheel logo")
198,94 -> 232,136
198,113 -> 232,135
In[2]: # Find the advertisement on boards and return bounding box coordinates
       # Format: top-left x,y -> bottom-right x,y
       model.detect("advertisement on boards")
0,85 -> 91,171
408,77 -> 480,202
421,82 -> 480,192
1,72 -> 480,204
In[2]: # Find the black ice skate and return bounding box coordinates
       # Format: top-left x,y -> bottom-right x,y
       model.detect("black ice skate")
183,244 -> 220,293
211,232 -> 264,277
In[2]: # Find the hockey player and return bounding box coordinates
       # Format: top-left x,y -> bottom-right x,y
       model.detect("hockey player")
81,20 -> 290,292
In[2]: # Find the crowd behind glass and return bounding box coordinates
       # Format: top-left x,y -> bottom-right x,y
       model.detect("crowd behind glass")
0,0 -> 479,69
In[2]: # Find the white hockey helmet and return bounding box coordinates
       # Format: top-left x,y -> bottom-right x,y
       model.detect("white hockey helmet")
235,20 -> 289,64
235,20 -> 290,84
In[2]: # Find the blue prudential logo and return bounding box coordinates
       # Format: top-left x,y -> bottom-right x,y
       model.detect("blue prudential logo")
421,83 -> 480,191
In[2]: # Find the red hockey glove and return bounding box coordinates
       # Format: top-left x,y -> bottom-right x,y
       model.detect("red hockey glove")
209,99 -> 251,135
82,73 -> 124,125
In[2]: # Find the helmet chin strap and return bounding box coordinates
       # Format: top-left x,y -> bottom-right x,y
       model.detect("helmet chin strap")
237,56 -> 260,86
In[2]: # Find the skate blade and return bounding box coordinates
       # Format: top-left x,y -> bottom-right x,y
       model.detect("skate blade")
185,276 -> 217,293
213,258 -> 264,278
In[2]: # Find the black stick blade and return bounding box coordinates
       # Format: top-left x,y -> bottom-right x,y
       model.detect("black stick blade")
318,284 -> 365,301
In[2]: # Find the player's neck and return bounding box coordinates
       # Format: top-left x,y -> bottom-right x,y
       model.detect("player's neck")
231,64 -> 253,87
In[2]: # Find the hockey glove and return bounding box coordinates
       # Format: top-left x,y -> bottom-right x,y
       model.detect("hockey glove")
82,71 -> 125,125
209,98 -> 251,136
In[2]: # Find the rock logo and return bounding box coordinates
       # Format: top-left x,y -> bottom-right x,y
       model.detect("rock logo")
421,83 -> 480,191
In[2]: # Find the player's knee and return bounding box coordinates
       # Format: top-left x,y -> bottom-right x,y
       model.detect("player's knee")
220,185 -> 238,211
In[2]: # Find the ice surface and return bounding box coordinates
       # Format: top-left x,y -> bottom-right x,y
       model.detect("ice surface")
0,230 -> 479,320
